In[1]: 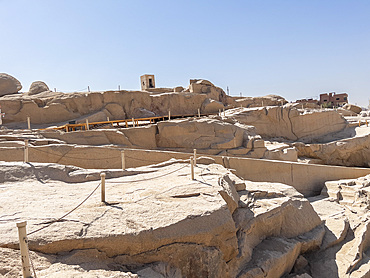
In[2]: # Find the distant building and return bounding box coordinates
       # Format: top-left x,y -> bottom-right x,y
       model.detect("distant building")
140,74 -> 155,90
319,92 -> 348,107
296,98 -> 318,104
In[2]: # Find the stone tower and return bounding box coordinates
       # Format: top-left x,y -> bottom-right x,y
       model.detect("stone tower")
140,74 -> 155,90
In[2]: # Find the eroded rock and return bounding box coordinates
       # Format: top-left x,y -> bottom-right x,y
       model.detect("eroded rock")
0,73 -> 22,96
28,81 -> 50,95
225,106 -> 348,141
0,159 -> 323,277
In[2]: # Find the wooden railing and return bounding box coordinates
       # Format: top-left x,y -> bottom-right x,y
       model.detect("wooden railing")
41,112 -> 217,132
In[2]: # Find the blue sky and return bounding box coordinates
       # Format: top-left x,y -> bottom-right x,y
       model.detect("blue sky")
1,0 -> 369,106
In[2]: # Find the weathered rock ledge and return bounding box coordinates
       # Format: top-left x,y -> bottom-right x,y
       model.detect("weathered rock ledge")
0,159 -> 323,277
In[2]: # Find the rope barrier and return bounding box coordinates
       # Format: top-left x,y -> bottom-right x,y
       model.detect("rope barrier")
108,164 -> 188,184
29,147 -> 121,161
124,154 -> 164,163
56,87 -> 89,93
27,182 -> 101,236
26,146 -> 186,163
26,243 -> 38,278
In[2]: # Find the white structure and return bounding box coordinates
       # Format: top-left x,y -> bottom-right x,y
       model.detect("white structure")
140,74 -> 155,90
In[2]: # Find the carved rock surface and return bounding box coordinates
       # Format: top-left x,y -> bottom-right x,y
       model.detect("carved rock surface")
295,133 -> 370,167
307,174 -> 370,278
0,160 -> 322,277
225,106 -> 348,141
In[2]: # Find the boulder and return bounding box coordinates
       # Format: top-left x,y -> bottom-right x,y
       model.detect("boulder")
189,79 -> 227,104
133,107 -> 155,118
337,107 -> 357,116
201,98 -> 224,114
173,86 -> 184,92
156,118 -> 249,150
103,103 -> 126,119
0,73 -> 22,96
360,111 -> 370,117
343,104 -> 362,114
28,81 -> 50,95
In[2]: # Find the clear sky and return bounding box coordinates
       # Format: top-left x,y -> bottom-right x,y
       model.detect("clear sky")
1,0 -> 369,107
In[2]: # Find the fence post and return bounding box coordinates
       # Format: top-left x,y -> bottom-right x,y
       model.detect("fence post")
359,121 -> 361,127
366,120 -> 368,127
132,118 -> 135,127
193,149 -> 197,166
100,172 -> 106,203
121,150 -> 125,170
198,109 -> 200,117
27,117 -> 31,130
219,109 -> 221,116
16,221 -> 32,278
86,119 -> 89,130
168,110 -> 171,120
107,117 -> 110,122
24,140 -> 29,163
190,156 -> 195,180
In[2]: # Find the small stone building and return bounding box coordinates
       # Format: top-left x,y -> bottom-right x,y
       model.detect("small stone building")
140,74 -> 155,90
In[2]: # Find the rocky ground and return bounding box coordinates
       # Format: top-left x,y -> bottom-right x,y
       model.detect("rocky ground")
0,158 -> 322,277
1,158 -> 370,277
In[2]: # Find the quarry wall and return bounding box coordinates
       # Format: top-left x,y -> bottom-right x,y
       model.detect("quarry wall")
0,145 -> 369,196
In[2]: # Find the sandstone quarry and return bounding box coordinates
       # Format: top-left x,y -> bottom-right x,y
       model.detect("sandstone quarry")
0,75 -> 370,277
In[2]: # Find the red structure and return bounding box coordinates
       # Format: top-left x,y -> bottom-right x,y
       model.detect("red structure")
319,92 -> 348,107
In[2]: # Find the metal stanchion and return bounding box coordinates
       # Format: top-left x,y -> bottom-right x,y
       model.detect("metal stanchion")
121,150 -> 125,170
190,156 -> 195,180
24,140 -> 29,163
16,221 -> 32,278
100,172 -> 106,203
27,117 -> 31,130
